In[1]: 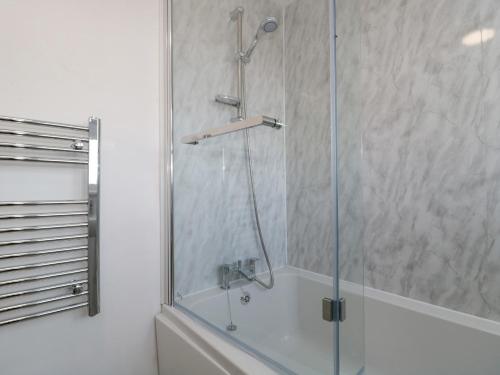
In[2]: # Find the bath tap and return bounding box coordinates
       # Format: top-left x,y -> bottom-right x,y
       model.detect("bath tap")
237,258 -> 258,281
220,262 -> 238,290
219,257 -> 259,289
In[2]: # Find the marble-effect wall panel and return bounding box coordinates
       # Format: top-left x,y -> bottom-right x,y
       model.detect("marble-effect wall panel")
172,0 -> 500,322
360,0 -> 500,321
481,1 -> 500,320
337,0 -> 364,284
285,0 -> 335,277
284,0 -> 363,284
172,0 -> 286,296
286,0 -> 500,322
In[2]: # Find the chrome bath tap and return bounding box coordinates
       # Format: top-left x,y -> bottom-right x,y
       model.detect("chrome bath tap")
219,258 -> 259,289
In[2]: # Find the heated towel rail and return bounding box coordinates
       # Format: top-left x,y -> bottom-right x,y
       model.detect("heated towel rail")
0,115 -> 100,326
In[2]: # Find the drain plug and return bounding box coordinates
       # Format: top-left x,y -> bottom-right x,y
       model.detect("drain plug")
240,291 -> 251,305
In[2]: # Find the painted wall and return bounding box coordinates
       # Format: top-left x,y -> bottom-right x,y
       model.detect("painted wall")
0,1 -> 162,374
172,0 -> 286,296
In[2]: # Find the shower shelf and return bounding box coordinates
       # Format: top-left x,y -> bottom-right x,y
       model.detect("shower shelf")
181,115 -> 283,145
0,114 -> 101,326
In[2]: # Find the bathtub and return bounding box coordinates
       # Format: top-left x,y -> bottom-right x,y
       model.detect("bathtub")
156,266 -> 500,375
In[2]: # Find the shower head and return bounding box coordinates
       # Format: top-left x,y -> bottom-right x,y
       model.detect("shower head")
243,16 -> 279,63
260,17 -> 278,33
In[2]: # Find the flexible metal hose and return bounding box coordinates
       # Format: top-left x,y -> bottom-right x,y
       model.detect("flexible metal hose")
240,63 -> 274,290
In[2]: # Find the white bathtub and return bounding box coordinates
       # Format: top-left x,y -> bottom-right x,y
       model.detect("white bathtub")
156,266 -> 500,375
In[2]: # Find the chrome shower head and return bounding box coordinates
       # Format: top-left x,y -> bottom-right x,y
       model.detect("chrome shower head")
243,16 -> 279,63
260,17 -> 278,33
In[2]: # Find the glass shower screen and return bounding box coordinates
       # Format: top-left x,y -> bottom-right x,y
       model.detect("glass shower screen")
169,0 -> 364,374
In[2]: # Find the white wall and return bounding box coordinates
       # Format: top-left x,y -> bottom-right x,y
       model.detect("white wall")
0,1 -> 162,374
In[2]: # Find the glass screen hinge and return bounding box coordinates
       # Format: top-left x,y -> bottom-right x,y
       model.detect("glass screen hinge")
322,297 -> 346,322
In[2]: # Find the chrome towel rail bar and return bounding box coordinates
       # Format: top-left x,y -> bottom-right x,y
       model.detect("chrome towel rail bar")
0,142 -> 88,153
0,129 -> 89,142
0,115 -> 100,326
87,117 -> 100,317
0,257 -> 88,273
0,211 -> 87,220
0,155 -> 88,165
0,234 -> 88,247
0,268 -> 88,287
0,200 -> 88,206
0,292 -> 88,314
0,246 -> 88,260
0,303 -> 88,327
0,280 -> 88,300
0,115 -> 89,131
0,222 -> 88,233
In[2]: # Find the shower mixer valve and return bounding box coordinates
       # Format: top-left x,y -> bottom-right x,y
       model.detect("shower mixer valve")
219,257 -> 259,289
